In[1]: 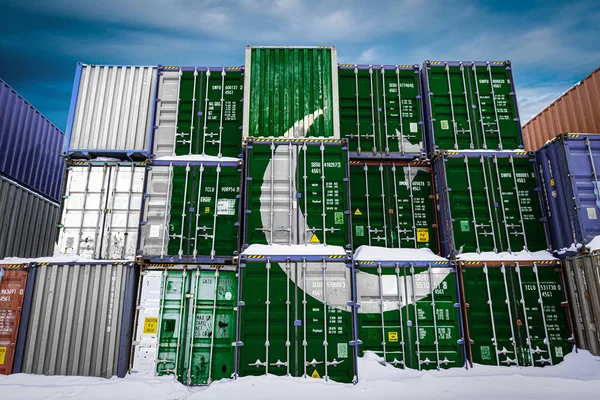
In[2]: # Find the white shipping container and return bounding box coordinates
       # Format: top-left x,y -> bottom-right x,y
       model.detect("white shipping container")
58,162 -> 146,259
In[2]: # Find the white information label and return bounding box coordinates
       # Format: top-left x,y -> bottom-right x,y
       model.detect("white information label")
217,199 -> 236,215
149,224 -> 161,238
410,122 -> 418,133
587,207 -> 597,220
440,120 -> 449,130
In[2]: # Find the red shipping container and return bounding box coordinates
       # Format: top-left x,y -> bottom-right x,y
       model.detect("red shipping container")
0,265 -> 28,375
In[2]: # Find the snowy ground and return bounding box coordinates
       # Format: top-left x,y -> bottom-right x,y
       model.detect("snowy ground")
2,350 -> 600,400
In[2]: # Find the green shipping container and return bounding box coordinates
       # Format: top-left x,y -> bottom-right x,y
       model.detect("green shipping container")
338,64 -> 424,157
349,160 -> 438,253
355,263 -> 463,370
460,262 -> 573,367
153,66 -> 244,158
434,152 -> 548,256
139,160 -> 241,262
422,61 -> 523,153
243,139 -> 350,248
132,267 -> 238,385
242,46 -> 339,139
237,259 -> 355,382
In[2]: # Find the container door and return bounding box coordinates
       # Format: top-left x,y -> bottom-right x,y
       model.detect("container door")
350,162 -> 388,247
59,165 -> 111,258
338,67 -> 377,154
512,265 -> 572,366
175,69 -> 243,158
488,156 -> 547,253
0,268 -> 28,375
296,144 -> 349,247
157,270 -> 189,377
426,64 -> 476,151
468,64 -> 521,150
379,67 -> 422,155
462,266 -> 521,366
356,265 -> 461,370
444,156 -> 498,253
244,142 -> 349,247
238,261 -> 354,382
183,270 -> 237,385
131,271 -> 163,374
102,164 -> 145,259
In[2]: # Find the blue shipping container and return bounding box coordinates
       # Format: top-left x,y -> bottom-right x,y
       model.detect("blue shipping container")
0,78 -> 65,202
536,134 -> 600,254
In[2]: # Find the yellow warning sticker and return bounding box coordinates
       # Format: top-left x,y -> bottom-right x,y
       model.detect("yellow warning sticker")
550,178 -> 555,186
143,317 -> 158,334
205,207 -> 211,213
310,233 -> 320,243
354,208 -> 362,216
388,332 -> 399,342
0,347 -> 6,365
417,228 -> 429,243
311,369 -> 321,379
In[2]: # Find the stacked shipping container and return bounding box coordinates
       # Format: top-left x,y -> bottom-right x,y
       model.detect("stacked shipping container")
2,49 -> 584,383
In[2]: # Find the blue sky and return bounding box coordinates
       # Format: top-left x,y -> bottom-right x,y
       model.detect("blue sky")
1,0 -> 599,131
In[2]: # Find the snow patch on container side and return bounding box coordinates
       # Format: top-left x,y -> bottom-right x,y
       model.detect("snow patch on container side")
154,155 -> 240,162
353,246 -> 447,261
242,244 -> 346,256
456,250 -> 557,261
0,247 -> 129,264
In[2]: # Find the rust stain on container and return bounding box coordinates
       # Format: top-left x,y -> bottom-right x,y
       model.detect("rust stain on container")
523,67 -> 600,151
0,265 -> 28,375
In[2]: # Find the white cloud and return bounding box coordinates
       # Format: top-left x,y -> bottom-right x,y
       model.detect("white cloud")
515,83 -> 575,123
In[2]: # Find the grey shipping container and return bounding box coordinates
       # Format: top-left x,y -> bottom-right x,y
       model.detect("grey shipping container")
563,253 -> 600,355
65,64 -> 158,159
0,77 -> 65,202
57,161 -> 146,260
0,175 -> 59,259
14,262 -> 139,378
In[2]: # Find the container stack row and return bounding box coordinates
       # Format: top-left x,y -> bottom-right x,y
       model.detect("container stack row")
0,49 -> 579,383
0,78 -> 65,259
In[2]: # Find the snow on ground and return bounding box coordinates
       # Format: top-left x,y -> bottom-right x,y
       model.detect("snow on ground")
457,249 -> 557,261
154,155 -> 239,162
3,350 -> 599,400
353,246 -> 447,261
242,243 -> 347,256
586,235 -> 600,252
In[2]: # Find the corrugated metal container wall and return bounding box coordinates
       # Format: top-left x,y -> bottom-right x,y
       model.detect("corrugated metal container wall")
18,262 -> 139,378
433,151 -> 549,257
563,254 -> 600,355
0,78 -> 64,202
536,134 -> 600,252
0,176 -> 59,259
338,64 -> 425,158
523,67 -> 600,151
66,64 -> 158,159
153,66 -> 244,158
57,161 -> 146,260
0,265 -> 28,375
242,46 -> 340,139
